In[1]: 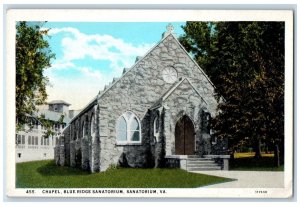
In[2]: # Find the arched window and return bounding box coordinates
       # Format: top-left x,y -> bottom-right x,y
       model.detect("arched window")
91,115 -> 95,135
116,112 -> 141,143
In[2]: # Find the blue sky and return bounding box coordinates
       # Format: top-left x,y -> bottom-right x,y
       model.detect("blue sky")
43,22 -> 185,110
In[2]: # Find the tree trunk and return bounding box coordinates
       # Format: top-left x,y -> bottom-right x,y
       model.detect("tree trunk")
254,138 -> 262,159
274,144 -> 280,167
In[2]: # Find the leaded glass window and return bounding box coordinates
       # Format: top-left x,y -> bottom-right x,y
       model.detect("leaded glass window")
116,112 -> 141,143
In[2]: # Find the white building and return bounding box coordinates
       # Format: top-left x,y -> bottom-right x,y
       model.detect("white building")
15,100 -> 80,162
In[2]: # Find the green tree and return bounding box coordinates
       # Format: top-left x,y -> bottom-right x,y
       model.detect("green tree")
179,22 -> 284,164
16,21 -> 55,131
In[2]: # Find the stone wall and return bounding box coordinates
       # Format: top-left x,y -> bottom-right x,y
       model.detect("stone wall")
162,79 -> 210,155
99,107 -> 154,171
54,145 -> 59,165
55,135 -> 65,166
81,137 -> 89,170
60,104 -> 99,172
64,127 -> 71,166
97,34 -> 218,171
69,141 -> 76,167
58,33 -> 220,172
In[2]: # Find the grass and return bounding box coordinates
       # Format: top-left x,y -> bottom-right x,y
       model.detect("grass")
234,152 -> 274,158
231,152 -> 284,171
16,160 -> 233,188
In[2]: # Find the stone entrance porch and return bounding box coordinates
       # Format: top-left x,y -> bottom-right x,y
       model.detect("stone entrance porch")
165,155 -> 230,171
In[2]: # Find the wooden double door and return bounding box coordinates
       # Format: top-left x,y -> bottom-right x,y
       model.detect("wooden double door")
175,115 -> 195,155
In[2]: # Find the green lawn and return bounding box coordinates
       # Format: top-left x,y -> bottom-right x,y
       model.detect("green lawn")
16,160 -> 233,188
234,152 -> 274,158
230,155 -> 284,171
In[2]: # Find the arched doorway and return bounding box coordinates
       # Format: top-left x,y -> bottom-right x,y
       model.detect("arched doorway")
175,115 -> 195,155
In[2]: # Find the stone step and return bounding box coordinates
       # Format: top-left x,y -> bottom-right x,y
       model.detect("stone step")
187,160 -> 216,164
187,162 -> 218,167
187,158 -> 214,162
187,166 -> 222,171
186,156 -> 221,171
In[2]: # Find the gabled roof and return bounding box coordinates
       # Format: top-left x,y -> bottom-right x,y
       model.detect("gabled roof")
150,77 -> 207,110
97,32 -> 216,101
68,27 -> 217,123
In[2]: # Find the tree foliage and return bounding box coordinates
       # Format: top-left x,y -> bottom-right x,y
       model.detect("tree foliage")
16,21 -> 55,130
179,22 -> 284,161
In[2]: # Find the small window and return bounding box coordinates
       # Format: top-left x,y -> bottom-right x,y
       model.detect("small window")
16,135 -> 21,144
41,137 -> 44,145
44,153 -> 47,158
18,153 -> 21,158
28,136 -> 31,145
162,67 -> 178,84
21,135 -> 25,144
35,137 -> 38,145
116,112 -> 141,143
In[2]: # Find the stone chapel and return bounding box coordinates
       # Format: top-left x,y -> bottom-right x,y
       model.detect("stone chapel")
55,24 -> 229,172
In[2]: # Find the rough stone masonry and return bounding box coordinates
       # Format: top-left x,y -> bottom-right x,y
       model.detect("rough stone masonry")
55,24 -> 228,172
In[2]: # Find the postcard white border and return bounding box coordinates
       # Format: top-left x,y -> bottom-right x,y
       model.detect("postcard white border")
5,9 -> 294,198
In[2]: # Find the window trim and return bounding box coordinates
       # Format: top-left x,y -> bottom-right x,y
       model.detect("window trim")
116,111 -> 142,145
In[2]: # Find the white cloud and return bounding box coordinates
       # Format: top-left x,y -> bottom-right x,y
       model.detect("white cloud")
77,67 -> 102,79
49,27 -> 154,72
50,61 -> 75,70
45,27 -> 155,109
